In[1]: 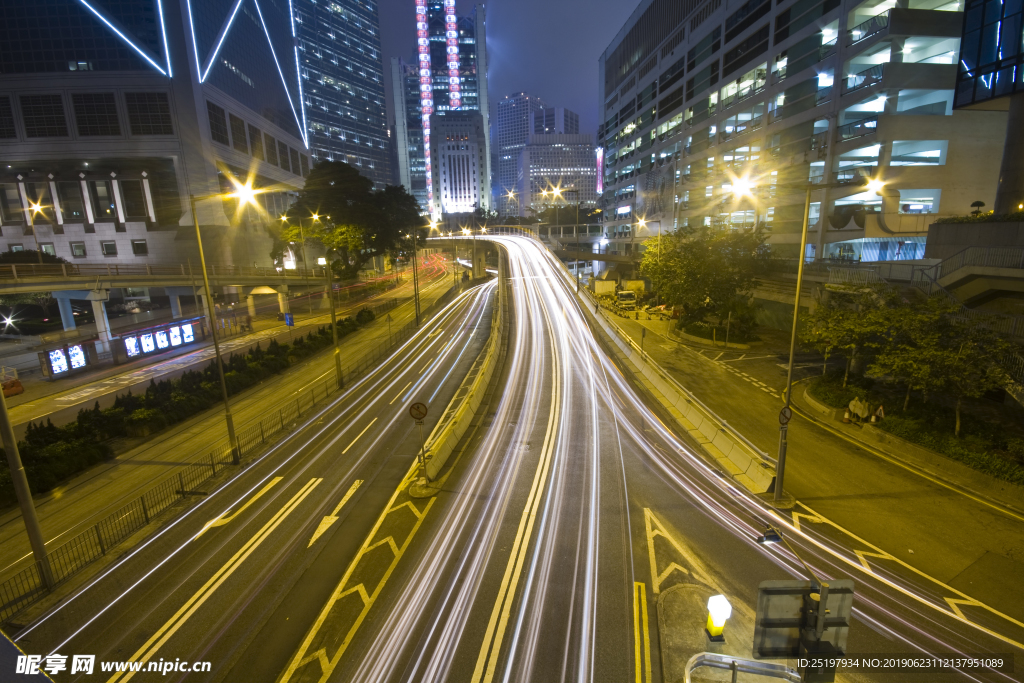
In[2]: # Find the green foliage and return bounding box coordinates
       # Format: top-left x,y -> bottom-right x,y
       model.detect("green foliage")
933,210 -> 1024,224
640,224 -> 769,326
808,373 -> 1024,485
0,249 -> 69,264
355,307 -> 375,325
0,313 -> 382,507
275,161 -> 424,276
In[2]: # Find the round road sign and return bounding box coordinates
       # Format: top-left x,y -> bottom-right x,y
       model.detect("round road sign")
409,402 -> 428,420
779,406 -> 793,425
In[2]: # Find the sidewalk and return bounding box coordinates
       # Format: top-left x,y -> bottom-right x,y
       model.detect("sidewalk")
6,270 -> 443,438
0,272 -> 454,578
600,305 -> 1024,625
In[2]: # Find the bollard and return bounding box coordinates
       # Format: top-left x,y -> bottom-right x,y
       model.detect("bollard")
210,453 -> 217,475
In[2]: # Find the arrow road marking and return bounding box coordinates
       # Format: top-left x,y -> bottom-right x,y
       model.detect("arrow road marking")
308,479 -> 363,548
195,477 -> 283,538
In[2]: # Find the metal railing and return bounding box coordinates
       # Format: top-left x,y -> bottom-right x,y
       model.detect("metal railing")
838,116 -> 878,141
684,653 -> 802,683
0,286 -> 456,624
0,262 -> 337,282
848,10 -> 890,45
843,64 -> 885,94
934,246 -> 1024,279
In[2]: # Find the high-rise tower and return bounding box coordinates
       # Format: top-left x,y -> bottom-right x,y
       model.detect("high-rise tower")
401,1 -> 490,216
495,93 -> 548,215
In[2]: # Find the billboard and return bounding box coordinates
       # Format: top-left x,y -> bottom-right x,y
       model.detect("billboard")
595,147 -> 605,195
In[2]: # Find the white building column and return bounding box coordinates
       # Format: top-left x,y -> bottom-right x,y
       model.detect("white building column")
169,294 -> 182,319
90,296 -> 112,353
247,295 -> 257,319
277,292 -> 290,315
57,297 -> 76,332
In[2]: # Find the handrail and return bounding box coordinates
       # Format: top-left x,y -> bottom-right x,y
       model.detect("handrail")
848,10 -> 890,44
935,246 -> 1024,279
684,652 -> 802,683
837,116 -> 878,141
843,63 -> 885,94
0,262 -> 350,281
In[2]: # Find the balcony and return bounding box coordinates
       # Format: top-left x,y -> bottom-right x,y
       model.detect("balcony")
819,36 -> 838,60
837,116 -> 878,141
842,63 -> 885,94
848,11 -> 889,46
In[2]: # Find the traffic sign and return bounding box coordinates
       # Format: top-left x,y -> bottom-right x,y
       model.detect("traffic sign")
284,313 -> 294,327
779,406 -> 793,425
753,579 -> 854,659
409,402 -> 428,420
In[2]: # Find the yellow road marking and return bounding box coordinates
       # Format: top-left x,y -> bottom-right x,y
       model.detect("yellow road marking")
195,477 -> 282,538
109,478 -> 322,683
280,465 -> 434,683
633,582 -> 652,683
785,501 -> 1024,651
389,382 -> 412,404
307,479 -> 364,548
472,315 -> 562,683
341,418 -> 377,454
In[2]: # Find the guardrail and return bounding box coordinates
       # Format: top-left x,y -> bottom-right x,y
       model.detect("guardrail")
935,246 -> 1024,279
684,653 -> 802,683
0,287 -> 456,624
848,9 -> 890,45
0,262 -> 336,281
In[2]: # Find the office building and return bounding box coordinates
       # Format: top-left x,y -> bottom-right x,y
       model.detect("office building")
429,112 -> 488,215
0,0 -> 312,271
532,108 -> 581,135
297,0 -> 391,188
597,0 -> 1006,262
495,93 -> 549,214
395,1 -> 491,217
517,134 -> 598,218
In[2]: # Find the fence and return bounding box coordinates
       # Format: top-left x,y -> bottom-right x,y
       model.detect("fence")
0,286 -> 456,624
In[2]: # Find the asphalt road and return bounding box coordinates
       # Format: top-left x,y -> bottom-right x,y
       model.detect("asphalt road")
5,237 -> 1020,683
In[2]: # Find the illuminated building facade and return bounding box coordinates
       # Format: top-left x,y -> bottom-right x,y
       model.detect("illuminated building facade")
495,92 -> 548,215
396,1 -> 491,217
297,0 -> 390,188
598,0 -> 1008,262
517,133 -> 598,218
429,112 -> 488,215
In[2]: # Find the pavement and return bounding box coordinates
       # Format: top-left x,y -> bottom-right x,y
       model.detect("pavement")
0,265 -> 454,581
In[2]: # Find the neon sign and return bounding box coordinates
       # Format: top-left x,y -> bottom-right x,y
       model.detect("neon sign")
415,0 -> 434,211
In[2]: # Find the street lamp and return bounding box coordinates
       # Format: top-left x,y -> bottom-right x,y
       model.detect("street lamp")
774,176 -> 883,503
190,179 -> 266,464
408,229 -> 422,326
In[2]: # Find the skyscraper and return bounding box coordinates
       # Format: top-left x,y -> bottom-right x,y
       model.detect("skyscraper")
517,133 -> 598,218
398,1 -> 491,217
532,108 -> 580,135
392,57 -> 429,211
297,0 -> 391,189
495,93 -> 548,215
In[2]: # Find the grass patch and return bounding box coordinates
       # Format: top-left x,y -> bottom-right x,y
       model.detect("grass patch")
808,373 -> 1024,485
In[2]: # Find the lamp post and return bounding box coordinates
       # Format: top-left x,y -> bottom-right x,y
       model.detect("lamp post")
318,250 -> 344,389
409,229 -> 422,326
190,181 -> 265,465
774,177 -> 883,503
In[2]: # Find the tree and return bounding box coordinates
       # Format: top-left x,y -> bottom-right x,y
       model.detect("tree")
640,225 -> 768,326
0,250 -> 68,265
277,162 -> 424,277
970,200 -> 986,216
866,294 -> 948,409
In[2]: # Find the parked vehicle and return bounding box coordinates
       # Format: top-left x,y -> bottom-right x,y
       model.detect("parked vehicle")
616,290 -> 637,310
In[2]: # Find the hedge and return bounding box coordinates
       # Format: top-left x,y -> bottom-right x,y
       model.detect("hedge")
0,309 -> 376,508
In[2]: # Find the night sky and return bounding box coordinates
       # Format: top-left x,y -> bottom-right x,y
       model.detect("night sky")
376,0 -> 640,135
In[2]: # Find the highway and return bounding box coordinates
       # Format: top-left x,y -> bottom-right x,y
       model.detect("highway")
7,237 -> 1021,683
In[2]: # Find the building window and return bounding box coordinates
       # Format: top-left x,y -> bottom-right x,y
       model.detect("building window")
249,124 -> 264,160
20,95 -> 68,137
39,243 -> 56,256
70,242 -> 87,258
120,180 -> 148,219
72,93 -> 120,136
89,181 -> 117,220
289,148 -> 300,175
207,101 -> 229,145
300,154 -> 310,176
279,142 -> 292,172
131,239 -> 148,255
57,182 -> 87,221
0,184 -> 23,223
265,134 -> 279,165
124,93 -> 173,135
0,96 -> 15,139
229,114 -> 248,154
100,241 -> 118,256
23,182 -> 55,223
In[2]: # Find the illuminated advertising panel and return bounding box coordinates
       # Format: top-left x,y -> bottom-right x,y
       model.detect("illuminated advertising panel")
141,334 -> 155,353
415,0 -> 434,210
182,324 -> 195,343
596,147 -> 604,195
125,337 -> 141,357
169,327 -> 182,346
155,331 -> 170,349
49,349 -> 69,374
68,345 -> 87,369
444,0 -> 460,109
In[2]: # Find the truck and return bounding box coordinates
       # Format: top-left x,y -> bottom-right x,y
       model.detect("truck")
616,290 -> 637,310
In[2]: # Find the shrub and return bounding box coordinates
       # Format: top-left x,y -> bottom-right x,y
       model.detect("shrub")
356,308 -> 375,325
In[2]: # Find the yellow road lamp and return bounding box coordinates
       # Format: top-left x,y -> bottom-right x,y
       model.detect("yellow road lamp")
190,179 -> 266,464
705,595 -> 732,641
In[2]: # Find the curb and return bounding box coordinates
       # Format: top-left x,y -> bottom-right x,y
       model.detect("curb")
791,382 -> 1024,514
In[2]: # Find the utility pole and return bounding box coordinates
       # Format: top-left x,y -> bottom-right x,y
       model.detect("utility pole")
0,389 -> 53,588
324,253 -> 343,389
411,229 -> 421,326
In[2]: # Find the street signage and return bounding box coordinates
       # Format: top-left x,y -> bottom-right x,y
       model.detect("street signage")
284,313 -> 294,327
409,402 -> 428,421
779,406 -> 793,425
753,579 -> 855,659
